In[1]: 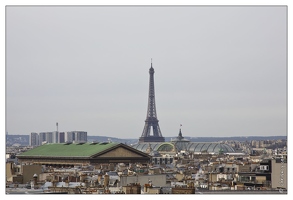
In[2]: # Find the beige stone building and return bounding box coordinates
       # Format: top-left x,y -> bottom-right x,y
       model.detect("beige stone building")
17,142 -> 151,167
271,157 -> 287,189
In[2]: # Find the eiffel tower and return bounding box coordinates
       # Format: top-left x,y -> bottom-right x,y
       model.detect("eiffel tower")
139,61 -> 165,143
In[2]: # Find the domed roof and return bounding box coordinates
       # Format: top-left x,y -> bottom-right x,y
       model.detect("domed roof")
132,128 -> 234,154
171,129 -> 190,142
131,141 -> 234,154
186,142 -> 235,153
157,142 -> 176,152
131,143 -> 162,152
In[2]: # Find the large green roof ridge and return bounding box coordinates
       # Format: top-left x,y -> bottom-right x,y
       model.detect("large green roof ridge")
18,142 -> 118,157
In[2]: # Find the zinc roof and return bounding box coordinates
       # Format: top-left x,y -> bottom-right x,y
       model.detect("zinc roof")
17,142 -> 118,158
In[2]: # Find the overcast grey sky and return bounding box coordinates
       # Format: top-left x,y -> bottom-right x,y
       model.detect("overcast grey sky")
6,6 -> 287,138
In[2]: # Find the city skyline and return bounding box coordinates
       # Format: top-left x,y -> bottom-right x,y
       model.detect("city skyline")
6,6 -> 287,138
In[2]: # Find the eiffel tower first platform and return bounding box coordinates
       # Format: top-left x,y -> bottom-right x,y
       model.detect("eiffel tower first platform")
139,62 -> 165,143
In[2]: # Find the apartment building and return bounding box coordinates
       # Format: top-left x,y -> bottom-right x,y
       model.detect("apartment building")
30,131 -> 87,146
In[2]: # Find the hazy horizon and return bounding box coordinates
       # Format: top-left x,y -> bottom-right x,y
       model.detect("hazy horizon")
6,6 -> 287,138
5,133 -> 287,140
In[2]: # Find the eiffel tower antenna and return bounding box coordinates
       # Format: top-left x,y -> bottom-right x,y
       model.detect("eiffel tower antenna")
139,61 -> 165,143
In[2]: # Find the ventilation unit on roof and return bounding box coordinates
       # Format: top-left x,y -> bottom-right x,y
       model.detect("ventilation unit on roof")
77,141 -> 86,145
65,141 -> 72,145
91,141 -> 99,145
100,142 -> 109,145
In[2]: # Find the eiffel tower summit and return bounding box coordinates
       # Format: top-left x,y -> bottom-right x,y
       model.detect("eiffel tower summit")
139,61 -> 165,143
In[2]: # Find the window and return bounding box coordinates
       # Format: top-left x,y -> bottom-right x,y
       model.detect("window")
260,165 -> 269,170
157,143 -> 174,151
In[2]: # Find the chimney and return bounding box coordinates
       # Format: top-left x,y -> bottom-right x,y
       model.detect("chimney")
98,174 -> 102,183
65,179 -> 69,187
104,174 -> 109,187
33,174 -> 38,185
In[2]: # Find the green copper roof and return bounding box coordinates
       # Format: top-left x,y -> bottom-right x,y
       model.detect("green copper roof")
18,142 -> 118,158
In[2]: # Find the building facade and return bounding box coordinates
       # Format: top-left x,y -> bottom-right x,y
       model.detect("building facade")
271,157 -> 287,189
17,142 -> 151,167
65,131 -> 87,143
30,132 -> 39,146
58,132 -> 65,143
29,131 -> 87,146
